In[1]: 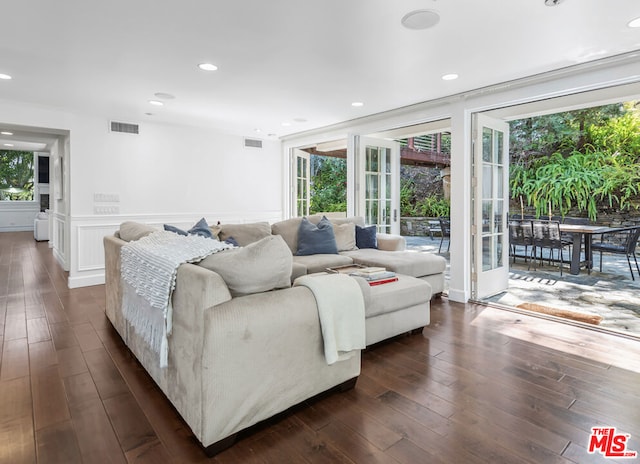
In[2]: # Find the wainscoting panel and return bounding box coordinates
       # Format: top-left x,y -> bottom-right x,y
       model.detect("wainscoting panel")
68,210 -> 283,288
77,224 -> 120,271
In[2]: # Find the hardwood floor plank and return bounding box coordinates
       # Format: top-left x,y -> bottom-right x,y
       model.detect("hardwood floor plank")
28,340 -> 58,373
1,337 -> 29,381
69,399 -> 127,464
83,347 -> 129,400
31,365 -> 71,431
35,420 -> 82,464
124,439 -> 176,464
27,317 -> 51,344
49,322 -> 78,350
4,312 -> 27,340
103,392 -> 157,452
269,416 -> 355,464
56,346 -> 88,378
0,376 -> 36,463
26,304 -> 46,320
72,321 -> 103,352
315,421 -> 399,464
64,372 -> 126,464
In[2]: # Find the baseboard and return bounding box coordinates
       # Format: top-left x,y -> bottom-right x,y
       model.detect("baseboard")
68,273 -> 105,289
447,288 -> 468,303
0,226 -> 34,232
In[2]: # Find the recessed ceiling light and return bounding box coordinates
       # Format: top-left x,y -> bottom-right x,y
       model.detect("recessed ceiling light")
198,63 -> 218,71
293,118 -> 308,123
1,131 -> 13,135
544,0 -> 563,6
0,74 -> 12,80
154,92 -> 175,100
148,100 -> 164,106
351,102 -> 364,107
254,128 -> 262,133
442,73 -> 459,81
401,10 -> 440,30
145,113 -> 154,116
628,17 -> 640,28
4,143 -> 14,147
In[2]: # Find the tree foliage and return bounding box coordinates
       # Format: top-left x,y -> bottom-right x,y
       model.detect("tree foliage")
0,150 -> 34,200
509,102 -> 640,220
309,155 -> 347,214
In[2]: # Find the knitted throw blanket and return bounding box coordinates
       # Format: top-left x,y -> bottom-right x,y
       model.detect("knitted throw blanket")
121,230 -> 232,367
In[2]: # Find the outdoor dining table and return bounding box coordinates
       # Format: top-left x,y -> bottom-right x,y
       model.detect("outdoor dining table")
558,223 -> 632,275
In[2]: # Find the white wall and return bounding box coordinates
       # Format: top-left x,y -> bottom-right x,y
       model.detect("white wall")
0,101 -> 284,287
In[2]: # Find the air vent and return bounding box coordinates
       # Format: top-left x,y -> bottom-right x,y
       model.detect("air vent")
110,121 -> 139,134
244,138 -> 263,149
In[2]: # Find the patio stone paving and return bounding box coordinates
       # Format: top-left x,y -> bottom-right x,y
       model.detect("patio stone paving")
405,235 -> 640,338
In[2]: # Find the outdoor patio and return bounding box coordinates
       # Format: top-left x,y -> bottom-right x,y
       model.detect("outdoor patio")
404,235 -> 640,338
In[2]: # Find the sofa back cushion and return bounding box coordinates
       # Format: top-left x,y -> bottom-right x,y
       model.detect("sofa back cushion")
271,217 -> 304,254
333,222 -> 356,251
198,235 -> 292,296
118,222 -> 156,242
216,221 -> 272,246
273,216 -> 364,254
296,216 -> 338,256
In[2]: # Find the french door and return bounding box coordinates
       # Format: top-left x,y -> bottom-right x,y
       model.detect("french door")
292,148 -> 310,217
356,137 -> 400,234
472,114 -> 510,299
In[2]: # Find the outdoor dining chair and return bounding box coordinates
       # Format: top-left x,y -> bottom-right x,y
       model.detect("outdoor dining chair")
591,226 -> 640,280
531,220 -> 570,275
438,217 -> 450,253
508,220 -> 534,268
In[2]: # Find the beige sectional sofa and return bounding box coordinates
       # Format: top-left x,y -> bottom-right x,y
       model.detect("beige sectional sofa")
103,215 -> 446,455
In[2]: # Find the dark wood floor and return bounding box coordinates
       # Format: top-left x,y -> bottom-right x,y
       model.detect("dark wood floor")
1,231 -> 639,463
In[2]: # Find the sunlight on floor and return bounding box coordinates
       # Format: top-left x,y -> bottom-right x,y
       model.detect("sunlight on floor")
470,306 -> 640,374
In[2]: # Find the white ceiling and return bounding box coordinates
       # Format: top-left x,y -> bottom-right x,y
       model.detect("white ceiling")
1,0 -> 640,142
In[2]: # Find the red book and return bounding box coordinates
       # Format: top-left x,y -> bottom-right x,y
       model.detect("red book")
368,276 -> 399,286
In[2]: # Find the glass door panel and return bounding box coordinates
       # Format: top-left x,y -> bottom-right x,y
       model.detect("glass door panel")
357,137 -> 400,234
293,148 -> 310,217
473,114 -> 509,299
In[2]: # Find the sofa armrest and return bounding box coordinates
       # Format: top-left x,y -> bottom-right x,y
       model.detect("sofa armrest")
376,233 -> 406,251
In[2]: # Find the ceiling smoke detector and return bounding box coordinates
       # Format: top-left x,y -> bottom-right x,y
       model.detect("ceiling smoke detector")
545,0 -> 563,6
401,10 -> 440,30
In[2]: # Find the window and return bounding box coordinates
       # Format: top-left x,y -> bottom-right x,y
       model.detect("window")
0,150 -> 34,201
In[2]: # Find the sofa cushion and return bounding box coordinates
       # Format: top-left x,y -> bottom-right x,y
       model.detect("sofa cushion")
353,274 -> 432,318
341,249 -> 446,278
271,217 -> 303,254
198,235 -> 292,296
355,225 -> 378,249
188,217 -> 214,238
334,222 -> 356,252
293,254 -> 354,274
119,222 -> 156,242
164,224 -> 188,236
217,221 -> 272,246
296,216 -> 338,256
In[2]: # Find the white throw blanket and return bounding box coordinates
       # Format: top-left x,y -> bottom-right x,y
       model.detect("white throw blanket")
121,230 -> 233,367
294,274 -> 366,365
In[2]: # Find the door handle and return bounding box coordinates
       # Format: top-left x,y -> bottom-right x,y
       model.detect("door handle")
393,209 -> 398,222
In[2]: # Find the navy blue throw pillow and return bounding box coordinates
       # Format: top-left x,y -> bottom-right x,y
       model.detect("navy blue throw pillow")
296,216 -> 338,256
164,224 -> 188,236
356,225 -> 378,249
224,236 -> 239,247
188,217 -> 214,239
